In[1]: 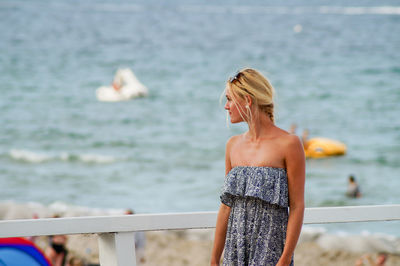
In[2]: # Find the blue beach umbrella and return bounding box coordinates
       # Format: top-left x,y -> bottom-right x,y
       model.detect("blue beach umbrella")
0,238 -> 51,266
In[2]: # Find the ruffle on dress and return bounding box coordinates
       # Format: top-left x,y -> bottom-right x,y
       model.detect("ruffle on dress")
220,166 -> 289,208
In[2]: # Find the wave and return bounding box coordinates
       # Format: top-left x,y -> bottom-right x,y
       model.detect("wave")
0,1 -> 143,13
2,2 -> 400,16
9,149 -> 51,163
319,6 -> 400,15
3,2 -> 399,16
88,3 -> 143,13
178,5 -> 400,16
8,149 -> 116,164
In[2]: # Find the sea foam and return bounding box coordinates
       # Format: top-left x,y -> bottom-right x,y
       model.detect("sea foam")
9,149 -> 52,163
179,5 -> 400,15
9,149 -> 116,164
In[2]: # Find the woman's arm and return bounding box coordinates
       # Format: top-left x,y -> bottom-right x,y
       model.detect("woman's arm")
210,203 -> 231,265
210,137 -> 236,265
277,135 -> 305,266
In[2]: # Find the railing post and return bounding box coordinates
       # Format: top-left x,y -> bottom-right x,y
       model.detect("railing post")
98,232 -> 136,266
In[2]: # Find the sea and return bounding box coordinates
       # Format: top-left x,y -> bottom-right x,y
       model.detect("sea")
1,0 -> 399,237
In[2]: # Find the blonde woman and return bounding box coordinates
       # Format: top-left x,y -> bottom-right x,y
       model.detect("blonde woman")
211,69 -> 305,266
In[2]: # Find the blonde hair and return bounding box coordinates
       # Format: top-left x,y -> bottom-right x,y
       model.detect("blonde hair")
227,68 -> 275,123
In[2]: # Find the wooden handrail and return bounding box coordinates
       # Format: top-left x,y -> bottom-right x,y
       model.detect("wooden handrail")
1,205 -> 399,266
1,205 -> 400,238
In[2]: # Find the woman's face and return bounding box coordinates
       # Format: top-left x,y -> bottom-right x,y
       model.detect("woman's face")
224,86 -> 246,124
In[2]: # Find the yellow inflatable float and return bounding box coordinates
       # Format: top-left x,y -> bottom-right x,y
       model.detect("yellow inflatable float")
304,137 -> 347,159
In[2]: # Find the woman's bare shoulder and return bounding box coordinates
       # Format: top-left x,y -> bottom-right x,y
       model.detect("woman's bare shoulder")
274,128 -> 302,148
282,133 -> 302,148
279,133 -> 304,160
226,134 -> 243,148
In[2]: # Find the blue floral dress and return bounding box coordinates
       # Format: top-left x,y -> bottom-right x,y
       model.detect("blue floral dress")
220,166 -> 293,266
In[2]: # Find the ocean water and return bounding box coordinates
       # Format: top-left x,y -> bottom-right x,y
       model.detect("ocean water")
1,0 -> 399,235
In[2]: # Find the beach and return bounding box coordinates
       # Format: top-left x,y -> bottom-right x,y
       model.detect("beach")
31,229 -> 400,266
143,230 -> 400,266
1,201 -> 400,265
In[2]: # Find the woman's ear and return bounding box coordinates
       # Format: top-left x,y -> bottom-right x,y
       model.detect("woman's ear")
245,95 -> 252,107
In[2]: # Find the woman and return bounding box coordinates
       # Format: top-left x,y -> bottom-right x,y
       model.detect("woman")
211,69 -> 305,266
45,234 -> 68,266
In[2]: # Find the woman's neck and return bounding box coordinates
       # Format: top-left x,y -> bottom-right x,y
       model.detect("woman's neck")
246,113 -> 274,141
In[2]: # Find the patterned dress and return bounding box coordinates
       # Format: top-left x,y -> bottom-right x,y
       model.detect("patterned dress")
220,166 -> 293,266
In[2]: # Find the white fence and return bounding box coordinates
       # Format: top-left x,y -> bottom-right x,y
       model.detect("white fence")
1,205 -> 400,266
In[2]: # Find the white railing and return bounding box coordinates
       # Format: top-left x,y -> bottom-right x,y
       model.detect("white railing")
1,205 -> 400,266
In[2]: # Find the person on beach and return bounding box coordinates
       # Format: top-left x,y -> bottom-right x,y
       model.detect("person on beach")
125,209 -> 146,265
301,129 -> 309,150
26,213 -> 39,243
45,234 -> 68,266
355,252 -> 387,266
45,214 -> 69,266
289,123 -> 309,150
211,69 -> 305,265
67,256 -> 84,266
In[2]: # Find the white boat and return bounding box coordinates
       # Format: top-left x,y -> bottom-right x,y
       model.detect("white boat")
96,68 -> 148,102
